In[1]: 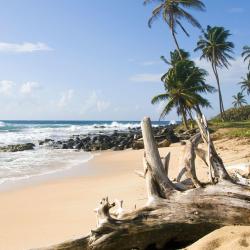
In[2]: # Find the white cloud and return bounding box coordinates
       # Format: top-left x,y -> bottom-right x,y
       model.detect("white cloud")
0,42 -> 52,53
128,58 -> 160,66
228,7 -> 244,13
129,73 -> 162,83
58,89 -> 74,108
96,100 -> 110,112
140,60 -> 160,66
20,81 -> 40,95
0,80 -> 14,95
81,91 -> 110,114
194,56 -> 247,86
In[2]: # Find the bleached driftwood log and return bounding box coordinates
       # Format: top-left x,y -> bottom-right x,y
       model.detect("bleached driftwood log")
37,116 -> 250,250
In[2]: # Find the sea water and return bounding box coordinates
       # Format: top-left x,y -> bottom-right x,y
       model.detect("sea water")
0,120 -> 172,185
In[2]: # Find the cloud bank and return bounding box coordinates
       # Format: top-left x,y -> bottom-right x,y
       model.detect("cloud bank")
129,73 -> 162,83
20,82 -> 40,95
0,42 -> 52,53
58,89 -> 74,108
0,80 -> 14,95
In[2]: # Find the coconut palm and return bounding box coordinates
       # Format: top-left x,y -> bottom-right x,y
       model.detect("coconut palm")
160,49 -> 190,66
144,0 -> 205,59
152,59 -> 215,129
239,72 -> 250,96
195,26 -> 234,119
232,92 -> 247,108
242,46 -> 250,70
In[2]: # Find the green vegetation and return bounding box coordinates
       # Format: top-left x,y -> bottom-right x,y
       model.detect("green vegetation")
242,45 -> 250,70
144,1 -> 249,128
212,105 -> 250,122
195,26 -> 234,119
232,92 -> 247,108
144,0 -> 205,58
151,50 -> 215,129
239,72 -> 250,96
209,120 -> 250,139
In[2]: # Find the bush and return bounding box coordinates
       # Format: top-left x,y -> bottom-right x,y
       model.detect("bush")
212,105 -> 250,122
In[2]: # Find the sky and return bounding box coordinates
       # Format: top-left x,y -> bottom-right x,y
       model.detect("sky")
0,0 -> 249,121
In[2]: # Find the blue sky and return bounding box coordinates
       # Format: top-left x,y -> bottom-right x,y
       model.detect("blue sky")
0,0 -> 249,120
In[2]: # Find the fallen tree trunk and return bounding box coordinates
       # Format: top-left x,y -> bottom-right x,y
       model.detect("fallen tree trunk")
37,116 -> 250,250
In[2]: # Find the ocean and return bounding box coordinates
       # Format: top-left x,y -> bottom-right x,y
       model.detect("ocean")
0,120 -> 174,185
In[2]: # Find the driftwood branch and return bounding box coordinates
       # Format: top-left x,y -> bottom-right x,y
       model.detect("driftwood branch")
38,115 -> 250,250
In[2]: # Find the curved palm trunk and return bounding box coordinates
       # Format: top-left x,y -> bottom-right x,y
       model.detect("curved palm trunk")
211,62 -> 225,120
187,109 -> 194,121
171,28 -> 183,60
180,106 -> 189,130
195,105 -> 203,118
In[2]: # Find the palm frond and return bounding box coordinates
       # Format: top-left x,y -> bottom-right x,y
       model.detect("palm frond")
151,93 -> 169,104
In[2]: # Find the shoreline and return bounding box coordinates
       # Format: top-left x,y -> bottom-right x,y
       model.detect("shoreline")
0,138 -> 249,250
0,150 -> 95,192
0,149 -> 148,250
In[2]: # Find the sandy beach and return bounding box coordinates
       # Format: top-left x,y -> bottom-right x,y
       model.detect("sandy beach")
0,138 -> 249,250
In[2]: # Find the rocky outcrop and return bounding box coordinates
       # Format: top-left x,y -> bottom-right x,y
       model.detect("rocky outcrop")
43,125 -> 180,152
2,125 -> 188,153
0,143 -> 35,152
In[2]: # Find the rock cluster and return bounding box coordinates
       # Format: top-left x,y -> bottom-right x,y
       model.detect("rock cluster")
0,143 -> 35,152
0,125 -> 190,153
44,126 -> 180,151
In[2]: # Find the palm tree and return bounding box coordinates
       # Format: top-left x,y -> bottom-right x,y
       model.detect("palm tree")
160,49 -> 190,66
239,72 -> 250,96
144,0 -> 205,59
152,59 -> 215,129
242,46 -> 250,70
195,26 -> 234,119
232,92 -> 247,108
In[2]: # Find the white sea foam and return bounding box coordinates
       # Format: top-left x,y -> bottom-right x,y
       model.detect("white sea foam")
169,120 -> 176,125
0,122 -> 142,146
0,120 -> 164,185
0,121 -> 6,127
0,148 -> 93,185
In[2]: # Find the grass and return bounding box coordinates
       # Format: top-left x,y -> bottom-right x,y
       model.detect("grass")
174,119 -> 250,139
209,120 -> 250,139
226,129 -> 250,138
209,120 -> 250,129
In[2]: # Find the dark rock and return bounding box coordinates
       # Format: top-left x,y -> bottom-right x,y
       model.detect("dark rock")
62,144 -> 68,149
39,138 -> 54,145
132,141 -> 144,150
157,139 -> 171,148
74,142 -> 83,150
33,123 -> 182,153
0,143 -> 35,152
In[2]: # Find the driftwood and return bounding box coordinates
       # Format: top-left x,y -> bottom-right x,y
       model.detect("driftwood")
37,116 -> 250,250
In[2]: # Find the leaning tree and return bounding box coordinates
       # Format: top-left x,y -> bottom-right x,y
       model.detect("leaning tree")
38,115 -> 250,250
195,26 -> 234,119
144,0 -> 205,59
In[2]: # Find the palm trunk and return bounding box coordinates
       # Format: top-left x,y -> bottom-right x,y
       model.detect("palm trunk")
214,66 -> 225,112
195,105 -> 203,118
171,28 -> 183,60
211,62 -> 225,120
180,106 -> 189,130
187,109 -> 194,121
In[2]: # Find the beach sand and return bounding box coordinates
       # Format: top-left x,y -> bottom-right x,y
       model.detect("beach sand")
186,226 -> 250,250
0,138 -> 249,250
